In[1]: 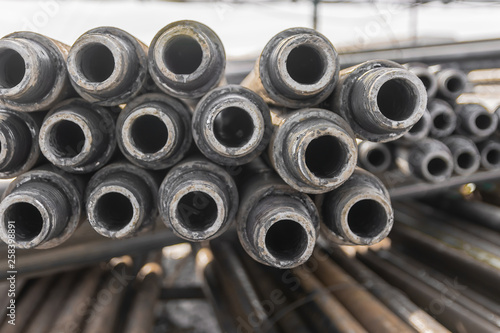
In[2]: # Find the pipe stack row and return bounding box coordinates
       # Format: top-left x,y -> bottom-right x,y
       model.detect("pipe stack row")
0,20 -> 429,268
358,63 -> 500,184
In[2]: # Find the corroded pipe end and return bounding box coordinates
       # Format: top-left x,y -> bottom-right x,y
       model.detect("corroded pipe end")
428,99 -> 457,138
192,85 -> 272,166
116,93 -> 191,170
478,140 -> 500,170
86,163 -> 158,239
159,158 -> 238,241
149,20 -> 226,99
317,168 -> 393,246
405,63 -> 438,99
0,32 -> 71,112
0,110 -> 41,179
443,135 -> 480,176
357,141 -> 392,174
0,167 -> 82,249
67,27 -> 148,106
270,108 -> 357,194
455,103 -> 498,142
39,98 -> 116,174
401,109 -> 431,143
435,68 -> 468,100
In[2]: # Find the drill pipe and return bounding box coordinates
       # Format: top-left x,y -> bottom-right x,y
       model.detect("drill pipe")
237,158 -> 319,268
358,250 -> 500,333
81,257 -> 133,333
428,99 -> 457,138
329,59 -> 427,142
442,135 -> 480,176
0,109 -> 43,179
324,246 -> 450,333
67,27 -> 148,106
395,138 -> 454,182
433,67 -> 468,101
0,165 -> 84,249
0,32 -> 73,112
357,141 -> 392,174
149,20 -> 225,99
315,168 -> 393,246
478,140 -> 500,170
404,63 -> 438,99
192,84 -> 273,166
158,157 -> 238,241
241,27 -> 338,108
51,267 -> 103,333
292,266 -> 367,333
116,93 -> 192,170
455,103 -> 498,142
313,249 -> 414,333
86,163 -> 158,239
269,108 -> 357,194
39,98 -> 116,173
401,109 -> 431,143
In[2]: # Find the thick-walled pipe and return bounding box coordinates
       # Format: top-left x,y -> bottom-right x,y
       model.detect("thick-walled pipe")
0,166 -> 84,249
0,32 -> 73,112
325,246 -> 450,333
478,140 -> 500,170
237,158 -> 319,268
241,27 -> 338,108
442,135 -> 480,176
158,157 -> 238,241
270,108 -> 357,194
428,99 -> 457,138
405,62 -> 438,99
39,98 -> 116,174
455,103 -> 498,141
86,163 -> 158,239
316,168 -> 393,246
357,141 -> 392,174
395,138 -> 454,182
401,109 -> 431,143
433,67 -> 468,100
330,60 -> 427,142
192,85 -> 272,166
116,93 -> 191,170
0,109 -> 43,179
67,27 -> 148,106
149,20 -> 225,99
313,249 -> 414,333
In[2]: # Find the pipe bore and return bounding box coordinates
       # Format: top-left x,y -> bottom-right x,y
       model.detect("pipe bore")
130,115 -> 169,154
265,220 -> 308,261
94,192 -> 134,231
305,135 -> 346,178
176,191 -> 218,231
347,199 -> 388,238
78,44 -> 115,83
0,49 -> 25,88
3,202 -> 43,242
163,35 -> 203,75
50,120 -> 85,158
286,45 -> 325,85
213,107 -> 254,148
377,79 -> 417,121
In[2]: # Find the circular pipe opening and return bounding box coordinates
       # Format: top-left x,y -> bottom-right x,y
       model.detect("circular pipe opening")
286,45 -> 324,85
4,202 -> 43,242
433,113 -> 451,130
0,49 -> 25,88
95,192 -> 134,231
486,149 -> 500,165
51,120 -> 85,158
377,79 -> 417,121
78,44 -> 115,83
130,115 -> 169,154
446,76 -> 464,93
427,157 -> 448,176
213,107 -> 254,148
265,220 -> 307,261
177,191 -> 217,231
347,199 -> 388,238
457,152 -> 475,170
475,114 -> 493,131
367,148 -> 387,167
164,35 -> 203,75
305,135 -> 346,178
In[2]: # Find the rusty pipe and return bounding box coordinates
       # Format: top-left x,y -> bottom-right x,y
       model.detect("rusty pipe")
428,99 -> 457,138
0,166 -> 84,249
442,135 -> 480,176
316,168 -> 393,246
86,163 -> 158,239
241,27 -> 338,108
192,84 -> 273,166
330,60 -> 427,142
39,98 -> 116,173
67,27 -> 148,106
0,32 -> 73,112
357,141 -> 392,174
149,20 -> 225,99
